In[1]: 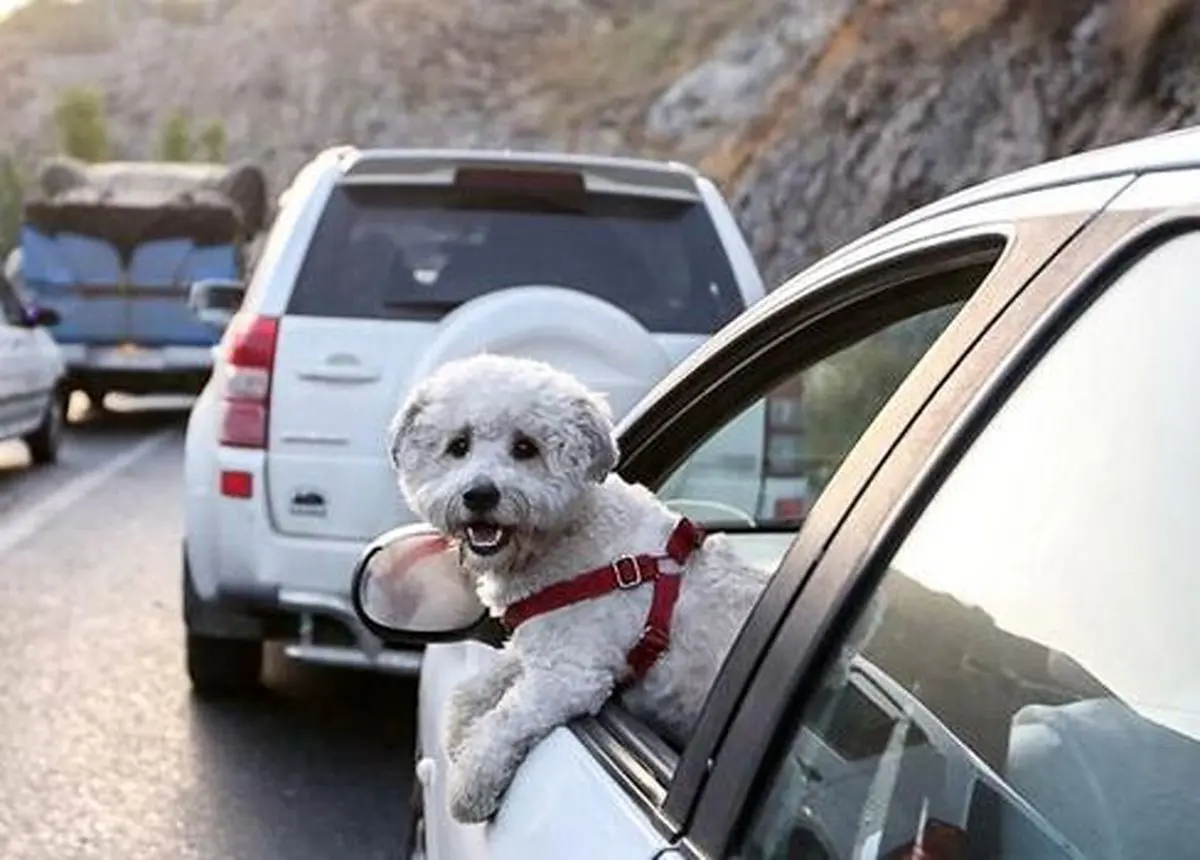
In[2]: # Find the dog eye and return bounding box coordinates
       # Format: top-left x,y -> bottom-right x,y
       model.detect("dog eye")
511,436 -> 539,461
445,435 -> 470,458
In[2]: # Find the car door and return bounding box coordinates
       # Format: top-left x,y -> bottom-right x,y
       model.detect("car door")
679,205 -> 1194,858
0,273 -> 39,436
417,176 -> 1124,859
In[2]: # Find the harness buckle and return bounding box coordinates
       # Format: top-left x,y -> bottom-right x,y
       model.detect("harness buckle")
612,555 -> 644,589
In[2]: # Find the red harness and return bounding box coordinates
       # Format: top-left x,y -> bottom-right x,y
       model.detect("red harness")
500,518 -> 706,683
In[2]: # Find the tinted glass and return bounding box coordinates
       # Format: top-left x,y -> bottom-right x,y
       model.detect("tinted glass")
657,295 -> 975,531
286,184 -> 745,333
734,231 -> 1200,860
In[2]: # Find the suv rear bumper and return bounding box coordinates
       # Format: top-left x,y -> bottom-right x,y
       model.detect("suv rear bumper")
60,343 -> 215,396
217,582 -> 422,675
189,445 -> 424,676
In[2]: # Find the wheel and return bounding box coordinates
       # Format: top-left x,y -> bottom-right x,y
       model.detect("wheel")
186,632 -> 263,696
405,775 -> 428,860
181,546 -> 266,696
408,813 -> 427,860
24,388 -> 66,465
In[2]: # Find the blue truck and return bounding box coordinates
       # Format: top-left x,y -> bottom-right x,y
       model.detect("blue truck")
15,157 -> 268,407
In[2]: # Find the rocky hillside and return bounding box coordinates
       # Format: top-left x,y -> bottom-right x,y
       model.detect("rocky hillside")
0,0 -> 1197,283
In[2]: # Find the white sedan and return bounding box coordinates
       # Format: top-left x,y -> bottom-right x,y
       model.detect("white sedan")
353,125 -> 1200,859
0,268 -> 66,465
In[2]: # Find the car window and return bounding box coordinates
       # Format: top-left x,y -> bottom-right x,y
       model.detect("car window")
0,275 -> 26,326
732,230 -> 1200,860
656,301 -> 964,547
286,182 -> 745,334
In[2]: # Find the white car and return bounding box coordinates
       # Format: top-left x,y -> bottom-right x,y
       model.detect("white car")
181,146 -> 766,693
349,127 -> 1200,860
0,270 -> 66,464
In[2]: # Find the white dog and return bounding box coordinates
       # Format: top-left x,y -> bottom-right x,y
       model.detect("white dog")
387,354 -> 768,823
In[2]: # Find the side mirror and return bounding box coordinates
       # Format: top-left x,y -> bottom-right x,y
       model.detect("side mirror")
188,278 -> 245,328
22,305 -> 60,328
351,523 -> 490,645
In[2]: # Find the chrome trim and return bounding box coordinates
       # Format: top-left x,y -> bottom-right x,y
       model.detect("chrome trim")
275,587 -> 423,676
282,643 -> 423,675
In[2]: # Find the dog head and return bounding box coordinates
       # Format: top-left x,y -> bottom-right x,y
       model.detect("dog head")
387,354 -> 619,570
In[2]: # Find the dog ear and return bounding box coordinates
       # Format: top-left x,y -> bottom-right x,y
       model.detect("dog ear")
572,394 -> 619,482
387,391 -> 428,469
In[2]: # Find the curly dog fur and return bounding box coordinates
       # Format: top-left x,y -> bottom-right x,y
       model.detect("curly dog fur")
388,354 -> 768,823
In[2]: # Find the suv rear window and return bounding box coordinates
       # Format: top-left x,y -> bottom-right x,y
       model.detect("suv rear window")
286,182 -> 746,334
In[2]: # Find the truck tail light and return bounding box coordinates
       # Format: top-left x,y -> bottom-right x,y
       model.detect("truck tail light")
764,378 -> 808,524
763,378 -> 805,478
218,313 -> 278,450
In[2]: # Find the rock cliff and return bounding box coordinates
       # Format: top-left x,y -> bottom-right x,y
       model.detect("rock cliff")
0,0 -> 1195,282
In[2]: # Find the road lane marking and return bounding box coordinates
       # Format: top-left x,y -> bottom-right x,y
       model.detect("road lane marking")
0,431 -> 173,555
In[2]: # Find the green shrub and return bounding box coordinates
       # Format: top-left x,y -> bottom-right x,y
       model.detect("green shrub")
157,109 -> 195,162
198,120 -> 227,163
53,87 -> 111,162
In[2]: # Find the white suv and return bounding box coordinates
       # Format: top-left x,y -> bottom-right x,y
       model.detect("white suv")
181,146 -> 766,693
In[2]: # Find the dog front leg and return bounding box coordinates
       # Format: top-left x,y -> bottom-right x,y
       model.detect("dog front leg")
447,667 -> 614,823
443,655 -> 522,763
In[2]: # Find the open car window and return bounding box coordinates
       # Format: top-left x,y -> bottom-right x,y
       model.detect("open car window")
577,240 -> 1008,785
657,301 -> 964,550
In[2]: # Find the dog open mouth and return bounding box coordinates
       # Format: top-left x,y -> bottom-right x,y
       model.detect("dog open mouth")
463,521 -> 513,556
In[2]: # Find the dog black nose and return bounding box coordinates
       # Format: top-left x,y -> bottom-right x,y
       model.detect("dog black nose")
462,481 -> 501,513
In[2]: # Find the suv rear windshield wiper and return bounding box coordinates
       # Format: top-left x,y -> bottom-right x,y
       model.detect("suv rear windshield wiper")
380,299 -> 462,320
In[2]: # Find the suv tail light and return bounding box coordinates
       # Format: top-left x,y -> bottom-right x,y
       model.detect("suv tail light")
219,313 -> 278,449
453,167 -> 586,194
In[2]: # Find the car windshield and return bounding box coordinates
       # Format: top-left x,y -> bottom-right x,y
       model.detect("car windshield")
286,183 -> 746,334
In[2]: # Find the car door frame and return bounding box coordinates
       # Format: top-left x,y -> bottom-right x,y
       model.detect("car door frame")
673,197 -> 1183,856
565,175 -> 1140,850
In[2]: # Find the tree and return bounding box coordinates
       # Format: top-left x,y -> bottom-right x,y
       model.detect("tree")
157,109 -> 194,161
53,87 -> 111,162
197,119 -> 227,163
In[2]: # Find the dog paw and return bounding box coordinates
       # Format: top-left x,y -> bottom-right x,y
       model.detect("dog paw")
447,763 -> 503,824
443,715 -> 472,764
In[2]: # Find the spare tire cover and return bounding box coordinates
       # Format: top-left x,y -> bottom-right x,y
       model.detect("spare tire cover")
406,286 -> 674,421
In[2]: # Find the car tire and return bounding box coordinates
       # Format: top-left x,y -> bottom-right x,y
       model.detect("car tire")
24,388 -> 66,465
407,814 -> 427,860
186,632 -> 263,696
405,758 -> 427,860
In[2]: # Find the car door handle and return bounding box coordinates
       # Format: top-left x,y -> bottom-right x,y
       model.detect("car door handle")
296,353 -> 381,383
297,367 -> 382,383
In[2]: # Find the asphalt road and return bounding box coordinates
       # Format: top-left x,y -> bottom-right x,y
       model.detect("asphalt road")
0,395 -> 417,860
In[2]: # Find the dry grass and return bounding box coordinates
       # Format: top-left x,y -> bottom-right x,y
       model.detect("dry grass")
1108,0 -> 1190,62
697,0 -> 1032,189
153,0 -> 214,26
1,0 -> 114,53
527,0 -> 768,144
